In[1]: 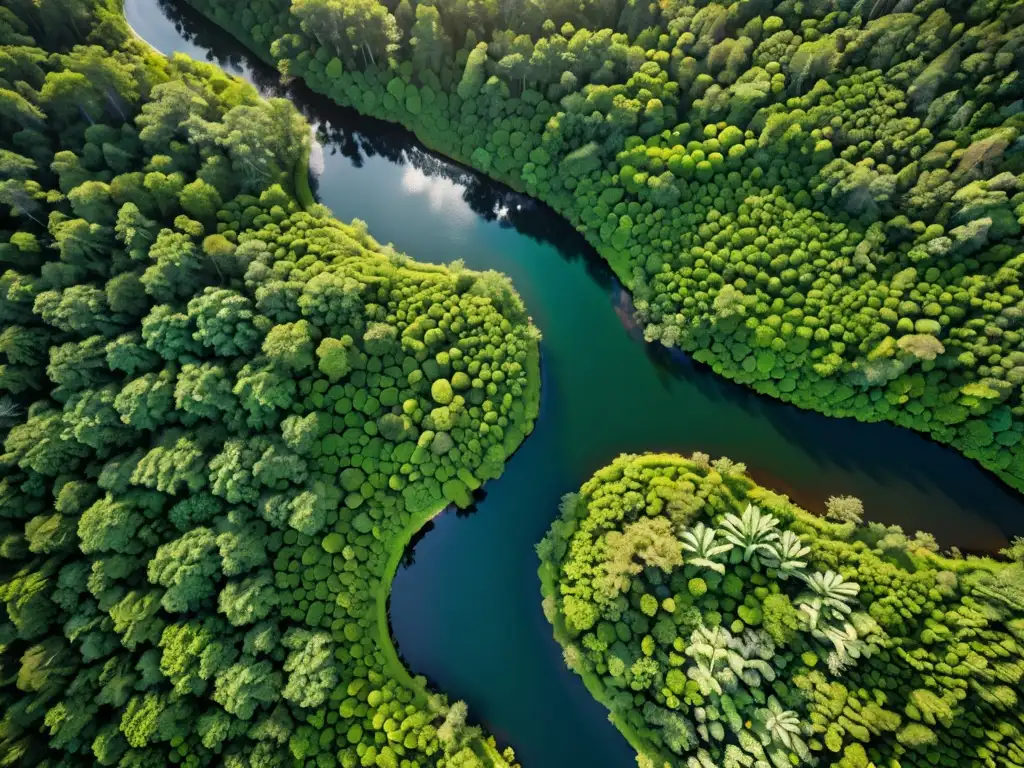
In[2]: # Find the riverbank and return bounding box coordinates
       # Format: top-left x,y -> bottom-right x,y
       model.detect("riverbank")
119,4 -> 542,765
540,452 -> 1021,767
373,341 -> 541,767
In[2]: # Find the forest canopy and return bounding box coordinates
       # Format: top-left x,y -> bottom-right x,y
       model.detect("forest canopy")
0,2 -> 539,766
539,453 -> 1024,768
184,0 -> 1024,492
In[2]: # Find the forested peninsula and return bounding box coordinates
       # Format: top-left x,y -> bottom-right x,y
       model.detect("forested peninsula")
0,2 -> 539,766
539,453 -> 1024,768
180,0 -> 1024,491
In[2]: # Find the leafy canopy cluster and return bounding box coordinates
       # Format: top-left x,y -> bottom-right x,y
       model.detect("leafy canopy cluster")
186,0 -> 1024,490
538,453 -> 1024,768
0,5 -> 537,768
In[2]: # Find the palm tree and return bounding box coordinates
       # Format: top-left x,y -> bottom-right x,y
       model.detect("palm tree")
685,625 -> 731,668
727,629 -> 776,686
719,504 -> 780,568
679,522 -> 733,574
815,619 -> 868,671
729,628 -> 775,660
684,625 -> 733,695
686,661 -> 723,697
765,530 -> 810,579
754,696 -> 807,755
796,570 -> 860,630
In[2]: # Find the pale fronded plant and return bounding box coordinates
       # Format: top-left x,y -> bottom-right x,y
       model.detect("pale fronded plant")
765,530 -> 810,579
727,629 -> 776,686
753,696 -> 810,762
735,728 -> 769,764
728,628 -> 775,661
850,611 -> 886,648
685,626 -> 734,696
723,744 -> 757,768
686,661 -> 723,697
692,716 -> 726,744
719,504 -> 780,568
815,620 -> 869,671
729,653 -> 775,688
686,746 -> 718,767
718,692 -> 744,734
680,521 -> 733,574
685,625 -> 732,669
796,570 -> 860,630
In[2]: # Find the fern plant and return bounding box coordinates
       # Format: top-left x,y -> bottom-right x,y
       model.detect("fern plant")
764,529 -> 809,579
719,504 -> 780,568
753,696 -> 812,763
796,569 -> 860,630
679,521 -> 733,574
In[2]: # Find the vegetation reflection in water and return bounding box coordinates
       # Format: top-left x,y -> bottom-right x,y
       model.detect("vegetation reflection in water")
126,1 -> 1024,767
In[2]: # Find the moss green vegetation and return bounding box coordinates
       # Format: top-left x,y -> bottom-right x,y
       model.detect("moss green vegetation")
0,2 -> 538,766
182,0 -> 1024,491
538,452 -> 1024,768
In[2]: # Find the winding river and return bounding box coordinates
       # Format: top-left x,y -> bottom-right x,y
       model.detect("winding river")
126,1 -> 1024,764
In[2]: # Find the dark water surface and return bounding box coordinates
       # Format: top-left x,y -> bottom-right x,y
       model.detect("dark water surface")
126,1 -> 1023,764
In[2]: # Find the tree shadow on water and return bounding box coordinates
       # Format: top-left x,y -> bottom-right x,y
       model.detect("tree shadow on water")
456,488 -> 488,519
401,520 -> 435,568
399,487 -> 489,568
639,330 -> 1024,543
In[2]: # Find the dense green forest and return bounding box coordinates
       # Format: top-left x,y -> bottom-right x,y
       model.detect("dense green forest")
539,453 -> 1024,768
180,0 -> 1024,491
3,0 -> 1024,766
0,2 -> 539,766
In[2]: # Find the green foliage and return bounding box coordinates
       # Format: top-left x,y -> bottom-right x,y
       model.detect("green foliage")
540,453 -> 1024,768
189,0 -> 1024,493
0,11 -> 539,768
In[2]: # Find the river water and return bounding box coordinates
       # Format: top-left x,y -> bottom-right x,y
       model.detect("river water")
125,1 -> 1023,764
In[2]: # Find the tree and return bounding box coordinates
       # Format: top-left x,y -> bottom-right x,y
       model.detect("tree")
147,528 -> 222,613
410,4 -> 451,74
456,43 -> 488,101
141,230 -> 210,303
187,100 -> 307,193
212,659 -> 281,720
316,335 -> 353,381
178,179 -> 222,222
825,495 -> 864,525
60,45 -> 139,118
113,369 -> 176,430
33,284 -> 121,336
281,629 -> 337,708
262,320 -> 316,373
188,288 -> 267,357
109,590 -> 166,650
219,571 -> 279,626
719,504 -> 780,567
0,87 -> 45,131
291,0 -> 401,67
1001,537 -> 1024,563
159,619 -> 235,696
437,701 -> 470,753
679,522 -> 733,574
142,170 -> 185,217
136,81 -> 211,152
113,204 -> 157,263
78,491 -> 163,555
39,70 -> 106,125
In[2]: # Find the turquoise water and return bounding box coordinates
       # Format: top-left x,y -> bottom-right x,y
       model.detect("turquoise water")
126,2 -> 1022,764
